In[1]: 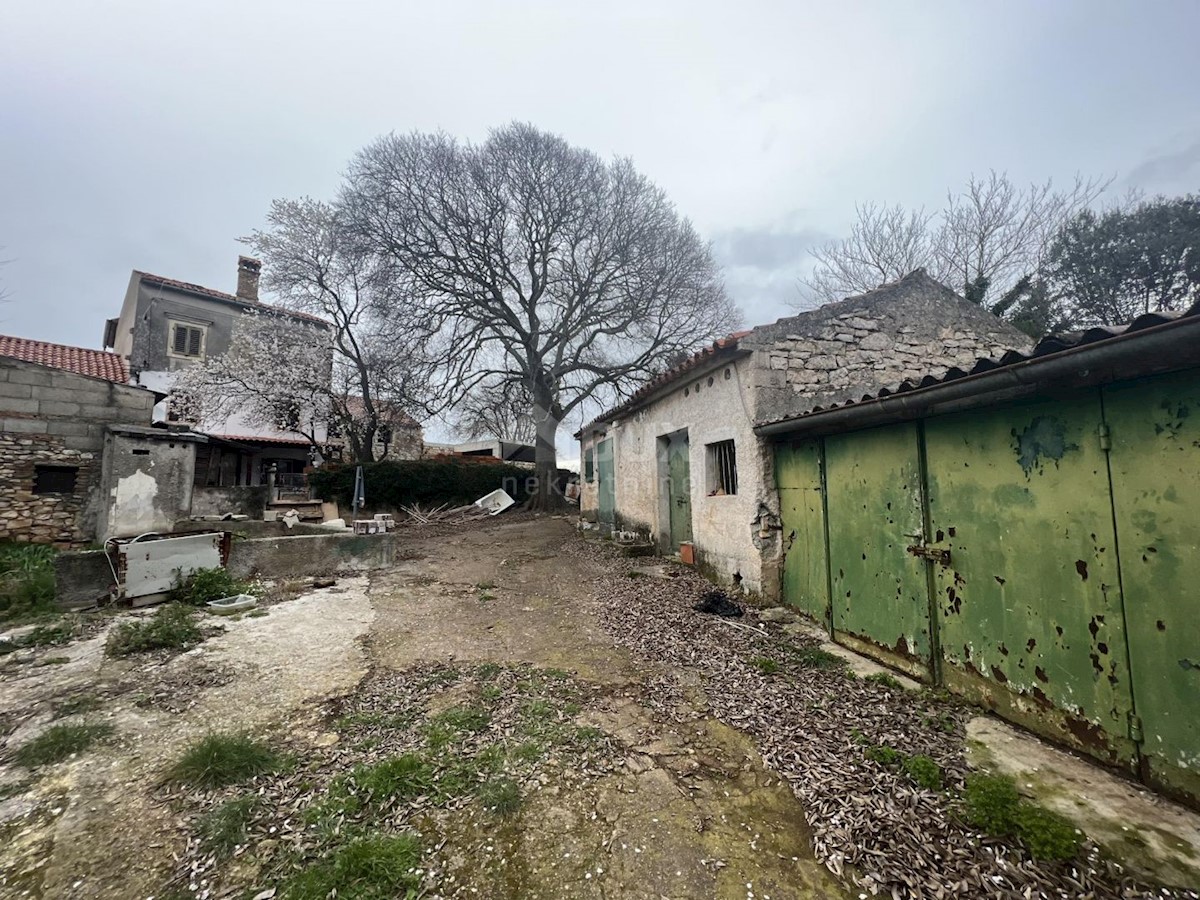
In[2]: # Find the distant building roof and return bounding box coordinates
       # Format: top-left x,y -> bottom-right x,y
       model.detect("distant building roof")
135,270 -> 331,327
0,334 -> 130,383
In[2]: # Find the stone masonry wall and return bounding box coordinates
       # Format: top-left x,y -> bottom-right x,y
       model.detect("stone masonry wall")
0,356 -> 157,545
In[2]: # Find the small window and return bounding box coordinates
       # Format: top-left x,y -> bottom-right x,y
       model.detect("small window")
170,323 -> 205,358
584,448 -> 595,482
705,440 -> 737,496
33,465 -> 79,494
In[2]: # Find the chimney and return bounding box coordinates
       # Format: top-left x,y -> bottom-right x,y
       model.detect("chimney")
236,256 -> 261,302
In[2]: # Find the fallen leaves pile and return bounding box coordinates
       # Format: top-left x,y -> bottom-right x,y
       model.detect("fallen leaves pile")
570,539 -> 1193,900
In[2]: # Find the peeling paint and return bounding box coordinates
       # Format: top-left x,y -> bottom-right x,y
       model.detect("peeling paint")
1013,416 -> 1079,477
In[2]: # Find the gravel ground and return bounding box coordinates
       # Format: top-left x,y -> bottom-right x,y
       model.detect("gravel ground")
568,538 -> 1196,900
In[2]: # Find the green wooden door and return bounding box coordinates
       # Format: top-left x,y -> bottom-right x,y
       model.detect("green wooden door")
924,396 -> 1137,770
825,422 -> 933,679
776,439 -> 829,626
1105,369 -> 1200,800
596,438 -> 615,529
667,432 -> 693,550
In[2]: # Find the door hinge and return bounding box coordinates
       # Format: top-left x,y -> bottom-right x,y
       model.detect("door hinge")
1098,422 -> 1112,451
906,544 -> 952,565
1128,713 -> 1144,743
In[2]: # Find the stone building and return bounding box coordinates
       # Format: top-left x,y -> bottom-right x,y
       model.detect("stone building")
578,271 -> 1033,598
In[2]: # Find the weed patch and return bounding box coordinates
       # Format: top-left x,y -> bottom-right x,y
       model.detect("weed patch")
170,568 -> 256,607
0,542 -> 57,623
865,744 -> 903,766
751,656 -> 780,675
865,672 -> 903,690
105,604 -> 205,657
789,645 -> 844,669
168,733 -> 284,788
1014,804 -> 1082,861
54,693 -> 103,718
352,754 -> 435,804
14,723 -> 113,768
963,772 -> 1021,835
198,796 -> 258,856
279,833 -> 423,899
478,776 -> 521,815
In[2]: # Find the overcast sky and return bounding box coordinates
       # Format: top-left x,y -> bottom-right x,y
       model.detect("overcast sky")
2,0 -> 1199,440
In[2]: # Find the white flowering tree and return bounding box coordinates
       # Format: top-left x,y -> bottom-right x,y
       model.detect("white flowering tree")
172,312 -> 334,451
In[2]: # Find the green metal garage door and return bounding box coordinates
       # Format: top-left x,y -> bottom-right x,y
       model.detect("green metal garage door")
776,439 -> 829,625
1104,369 -> 1200,801
923,396 -> 1138,770
824,422 -> 933,680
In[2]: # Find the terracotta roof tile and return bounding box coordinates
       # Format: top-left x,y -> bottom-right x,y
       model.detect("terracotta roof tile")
0,334 -> 130,383
135,271 -> 331,327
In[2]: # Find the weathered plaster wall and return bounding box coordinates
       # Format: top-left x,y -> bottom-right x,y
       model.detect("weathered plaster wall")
96,428 -> 202,540
190,485 -> 269,518
0,357 -> 156,545
601,355 -> 775,595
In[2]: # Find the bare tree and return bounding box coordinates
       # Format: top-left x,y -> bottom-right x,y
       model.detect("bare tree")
804,172 -> 1109,309
341,122 -> 739,507
454,379 -> 538,444
244,199 -> 428,462
805,204 -> 936,302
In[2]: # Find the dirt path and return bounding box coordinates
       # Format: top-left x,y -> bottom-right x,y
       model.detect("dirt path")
369,516 -> 847,899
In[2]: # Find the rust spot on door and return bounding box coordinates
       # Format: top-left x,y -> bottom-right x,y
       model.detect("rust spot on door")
1075,560 -> 1089,581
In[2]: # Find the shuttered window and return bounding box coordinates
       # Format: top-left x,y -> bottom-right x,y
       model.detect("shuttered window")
705,440 -> 737,496
170,323 -> 205,358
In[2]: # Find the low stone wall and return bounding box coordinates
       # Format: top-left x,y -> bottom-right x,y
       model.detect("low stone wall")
191,485 -> 268,519
54,531 -> 399,609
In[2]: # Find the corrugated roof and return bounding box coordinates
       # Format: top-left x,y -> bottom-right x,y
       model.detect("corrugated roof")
0,334 -> 130,383
136,271 -> 331,327
580,331 -> 753,432
206,433 -> 312,447
757,303 -> 1200,428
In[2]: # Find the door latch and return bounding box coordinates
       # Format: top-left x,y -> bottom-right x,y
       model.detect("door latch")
906,544 -> 951,565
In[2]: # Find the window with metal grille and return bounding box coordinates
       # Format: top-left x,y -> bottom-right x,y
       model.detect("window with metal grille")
170,323 -> 204,357
705,440 -> 737,496
33,465 -> 79,494
584,448 -> 595,482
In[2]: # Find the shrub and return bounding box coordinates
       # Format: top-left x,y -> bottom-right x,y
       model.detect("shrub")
964,772 -> 1021,835
1014,804 -> 1082,861
170,567 -> 254,606
307,458 -> 533,510
279,833 -> 423,900
15,723 -> 114,768
902,754 -> 944,790
105,604 -> 204,657
0,542 -> 58,623
168,733 -> 283,788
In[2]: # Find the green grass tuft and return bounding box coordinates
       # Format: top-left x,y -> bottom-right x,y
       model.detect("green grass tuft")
964,772 -> 1021,835
351,754 -> 435,803
170,567 -> 255,606
279,833 -> 423,899
431,704 -> 490,734
790,645 -> 844,668
105,604 -> 205,657
14,722 -> 114,767
475,662 -> 502,680
168,733 -> 283,788
902,754 -> 943,790
477,776 -> 521,815
751,656 -> 780,675
475,581 -> 497,590
197,796 -> 258,856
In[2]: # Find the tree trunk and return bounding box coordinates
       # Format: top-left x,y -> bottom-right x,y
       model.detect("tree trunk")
529,376 -> 563,511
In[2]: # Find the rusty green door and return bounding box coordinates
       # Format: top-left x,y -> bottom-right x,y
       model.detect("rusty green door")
776,439 -> 829,626
666,432 -> 693,550
1104,369 -> 1200,800
924,396 -> 1138,770
596,438 -> 615,530
824,422 -> 933,679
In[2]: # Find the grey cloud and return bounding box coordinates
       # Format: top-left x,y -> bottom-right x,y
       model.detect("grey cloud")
711,223 -> 832,271
1124,133 -> 1200,192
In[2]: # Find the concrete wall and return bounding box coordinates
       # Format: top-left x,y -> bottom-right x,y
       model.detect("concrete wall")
585,355 -> 775,595
96,428 -> 202,540
190,485 -> 269,518
0,357 -> 156,545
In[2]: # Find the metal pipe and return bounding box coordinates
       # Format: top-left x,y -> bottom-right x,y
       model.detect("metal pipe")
755,315 -> 1200,439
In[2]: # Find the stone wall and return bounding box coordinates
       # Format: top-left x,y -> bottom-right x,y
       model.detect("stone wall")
0,357 -> 157,545
748,271 -> 1034,425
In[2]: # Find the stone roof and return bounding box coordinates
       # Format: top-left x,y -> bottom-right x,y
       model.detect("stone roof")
135,271 -> 331,327
0,334 -> 130,383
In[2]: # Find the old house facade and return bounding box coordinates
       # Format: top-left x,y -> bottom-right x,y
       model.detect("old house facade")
0,338 -> 201,544
578,271 -> 1032,597
104,257 -> 333,488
